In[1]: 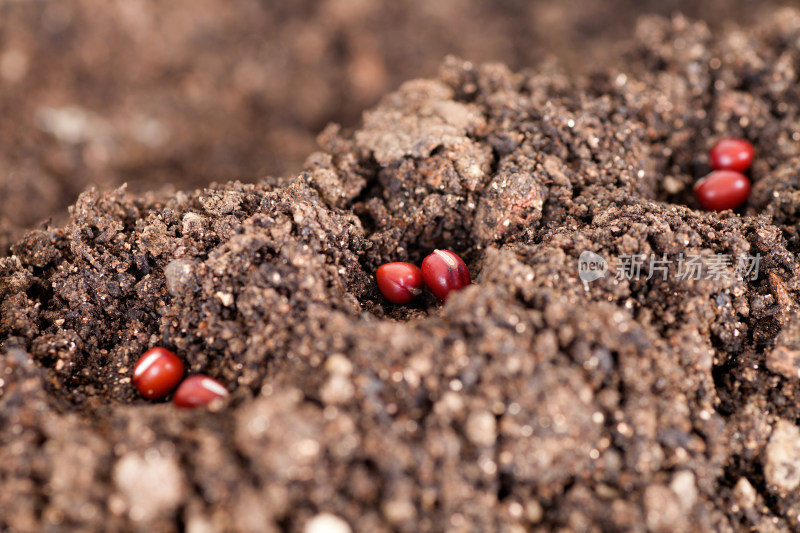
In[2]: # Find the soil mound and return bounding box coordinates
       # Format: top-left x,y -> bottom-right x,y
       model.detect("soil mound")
4,10 -> 800,532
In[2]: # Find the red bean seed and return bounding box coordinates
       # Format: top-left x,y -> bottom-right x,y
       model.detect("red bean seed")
376,262 -> 424,304
694,170 -> 751,211
173,375 -> 229,408
421,249 -> 471,302
709,138 -> 755,172
133,347 -> 185,400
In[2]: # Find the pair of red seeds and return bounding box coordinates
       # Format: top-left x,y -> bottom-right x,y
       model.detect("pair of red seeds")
694,138 -> 754,211
133,347 -> 229,408
376,249 -> 471,304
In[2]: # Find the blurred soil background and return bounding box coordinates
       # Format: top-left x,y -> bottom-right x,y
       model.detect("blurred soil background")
0,0 -> 786,252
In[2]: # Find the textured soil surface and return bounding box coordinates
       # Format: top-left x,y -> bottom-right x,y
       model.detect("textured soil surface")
6,4 -> 800,533
0,0 -> 789,253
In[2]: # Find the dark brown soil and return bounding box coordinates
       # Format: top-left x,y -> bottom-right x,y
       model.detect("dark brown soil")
5,3 -> 800,533
0,0 -> 790,253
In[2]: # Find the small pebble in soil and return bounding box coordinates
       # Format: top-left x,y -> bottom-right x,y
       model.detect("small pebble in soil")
376,262 -> 424,304
421,249 -> 471,302
304,513 -> 352,533
173,375 -> 229,408
132,347 -> 185,400
694,170 -> 751,211
709,138 -> 755,172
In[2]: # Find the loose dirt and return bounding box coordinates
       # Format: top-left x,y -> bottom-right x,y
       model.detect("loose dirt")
4,5 -> 800,533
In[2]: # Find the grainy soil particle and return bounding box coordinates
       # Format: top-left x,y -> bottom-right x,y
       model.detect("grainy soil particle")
5,7 -> 800,533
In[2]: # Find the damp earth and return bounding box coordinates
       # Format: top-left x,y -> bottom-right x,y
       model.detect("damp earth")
4,4 -> 800,533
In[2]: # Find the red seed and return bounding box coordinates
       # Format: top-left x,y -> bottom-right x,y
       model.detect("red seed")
709,138 -> 755,172
133,347 -> 185,400
421,249 -> 471,302
173,375 -> 229,408
376,262 -> 424,304
694,170 -> 751,211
